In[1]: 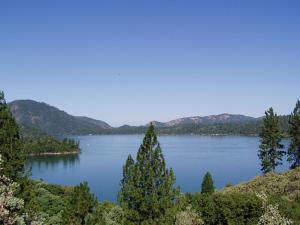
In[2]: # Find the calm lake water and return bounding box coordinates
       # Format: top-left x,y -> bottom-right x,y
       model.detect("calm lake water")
26,135 -> 289,202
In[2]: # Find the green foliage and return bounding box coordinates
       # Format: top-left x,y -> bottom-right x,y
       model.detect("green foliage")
62,181 -> 97,225
23,136 -> 80,155
221,169 -> 300,224
21,180 -> 72,224
257,192 -> 293,225
118,124 -> 179,225
85,201 -> 117,225
0,155 -> 25,225
175,205 -> 204,225
268,196 -> 300,224
213,193 -> 261,225
201,172 -> 214,194
189,193 -> 217,224
0,91 -> 26,181
288,100 -> 300,169
258,107 -> 285,173
103,205 -> 125,225
192,192 -> 262,225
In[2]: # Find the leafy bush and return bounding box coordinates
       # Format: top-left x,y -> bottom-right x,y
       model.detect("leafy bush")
257,192 -> 293,225
175,205 -> 204,225
192,192 -> 262,225
0,155 -> 25,225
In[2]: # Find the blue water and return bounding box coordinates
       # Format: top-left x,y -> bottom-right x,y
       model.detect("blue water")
27,135 -> 290,202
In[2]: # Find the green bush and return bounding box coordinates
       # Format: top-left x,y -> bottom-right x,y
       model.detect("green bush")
192,192 -> 262,225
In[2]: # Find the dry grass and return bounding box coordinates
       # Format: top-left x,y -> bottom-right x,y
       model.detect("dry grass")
222,168 -> 300,202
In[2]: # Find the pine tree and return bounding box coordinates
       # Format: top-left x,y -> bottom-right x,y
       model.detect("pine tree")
287,100 -> 300,169
118,123 -> 179,224
62,181 -> 97,225
258,108 -> 285,174
201,172 -> 214,194
0,91 -> 25,180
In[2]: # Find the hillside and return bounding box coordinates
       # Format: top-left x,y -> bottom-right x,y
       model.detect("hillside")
222,168 -> 300,202
9,100 -> 111,136
151,113 -> 257,128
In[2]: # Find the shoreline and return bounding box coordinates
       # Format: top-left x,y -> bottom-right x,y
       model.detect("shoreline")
28,150 -> 80,156
72,133 -> 260,137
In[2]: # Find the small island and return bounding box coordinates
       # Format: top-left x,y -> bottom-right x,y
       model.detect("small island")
24,136 -> 80,156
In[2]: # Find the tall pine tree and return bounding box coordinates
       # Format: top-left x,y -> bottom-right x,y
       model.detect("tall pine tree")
258,107 -> 285,174
118,124 -> 179,225
0,91 -> 25,180
201,172 -> 214,194
287,100 -> 300,169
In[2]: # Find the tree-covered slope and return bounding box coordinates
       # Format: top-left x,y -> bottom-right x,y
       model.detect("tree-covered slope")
9,100 -> 111,136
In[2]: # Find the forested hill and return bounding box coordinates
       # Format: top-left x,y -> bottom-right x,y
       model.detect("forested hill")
151,113 -> 257,127
9,99 -> 289,136
9,100 -> 111,136
107,116 -> 288,136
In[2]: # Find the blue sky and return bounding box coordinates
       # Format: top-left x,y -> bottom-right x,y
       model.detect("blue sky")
1,0 -> 299,126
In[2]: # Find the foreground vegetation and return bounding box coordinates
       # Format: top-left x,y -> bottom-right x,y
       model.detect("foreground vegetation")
1,91 -> 300,225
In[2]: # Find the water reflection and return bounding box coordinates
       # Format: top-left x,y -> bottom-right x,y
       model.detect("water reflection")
26,154 -> 80,170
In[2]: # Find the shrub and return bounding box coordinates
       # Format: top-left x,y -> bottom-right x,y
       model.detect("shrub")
257,192 -> 293,225
175,205 -> 204,225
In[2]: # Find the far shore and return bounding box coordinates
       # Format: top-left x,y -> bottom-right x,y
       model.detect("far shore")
28,150 -> 80,156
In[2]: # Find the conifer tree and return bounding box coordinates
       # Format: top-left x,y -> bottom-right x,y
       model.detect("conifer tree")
287,100 -> 300,169
201,172 -> 214,194
63,181 -> 97,225
118,124 -> 179,224
0,91 -> 25,180
258,108 -> 285,174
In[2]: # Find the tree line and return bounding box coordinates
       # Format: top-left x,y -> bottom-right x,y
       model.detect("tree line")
258,100 -> 300,173
23,136 -> 80,155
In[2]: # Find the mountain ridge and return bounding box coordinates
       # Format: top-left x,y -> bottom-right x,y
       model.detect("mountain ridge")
9,100 -> 111,136
150,113 -> 258,128
9,99 -> 278,136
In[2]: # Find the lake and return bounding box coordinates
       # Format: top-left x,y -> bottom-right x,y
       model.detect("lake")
26,135 -> 290,202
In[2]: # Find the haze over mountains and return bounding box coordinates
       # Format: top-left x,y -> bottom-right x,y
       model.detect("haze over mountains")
9,99 -> 267,136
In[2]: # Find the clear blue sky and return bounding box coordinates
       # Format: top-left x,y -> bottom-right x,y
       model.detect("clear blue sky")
1,0 -> 299,126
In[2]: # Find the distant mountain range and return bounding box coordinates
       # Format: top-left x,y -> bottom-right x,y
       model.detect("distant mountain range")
151,114 -> 257,128
8,99 -> 289,136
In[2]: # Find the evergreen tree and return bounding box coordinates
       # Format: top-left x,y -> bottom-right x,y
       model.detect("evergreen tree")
0,91 -> 25,180
201,172 -> 214,194
62,181 -> 97,225
287,100 -> 300,169
118,123 -> 179,224
258,108 -> 285,174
